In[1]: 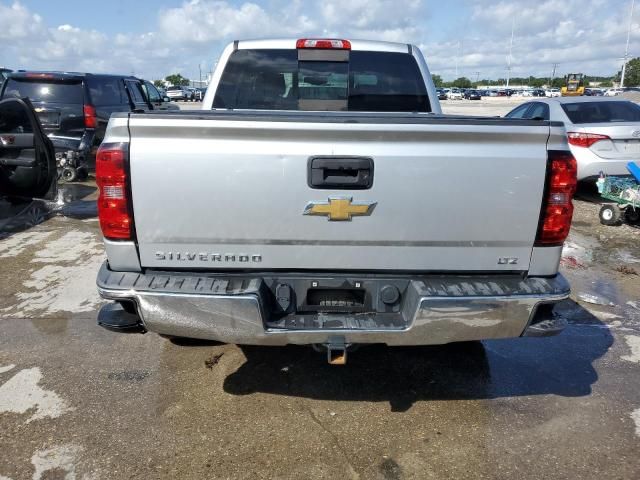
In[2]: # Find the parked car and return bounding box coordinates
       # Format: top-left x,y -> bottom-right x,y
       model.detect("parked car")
436,88 -> 447,100
604,88 -> 624,97
96,38 -> 574,364
447,88 -> 463,100
166,85 -> 192,101
505,97 -> 640,181
186,87 -> 203,101
531,89 -> 546,97
545,88 -> 561,97
463,89 -> 481,100
0,71 -> 174,181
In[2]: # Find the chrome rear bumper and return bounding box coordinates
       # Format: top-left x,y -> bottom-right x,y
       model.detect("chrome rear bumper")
96,262 -> 570,345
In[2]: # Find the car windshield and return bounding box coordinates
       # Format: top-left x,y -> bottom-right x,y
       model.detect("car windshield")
2,78 -> 84,103
213,49 -> 430,112
561,101 -> 640,124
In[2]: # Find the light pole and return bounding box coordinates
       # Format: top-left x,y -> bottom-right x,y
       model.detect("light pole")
550,63 -> 559,86
506,19 -> 515,88
621,0 -> 635,88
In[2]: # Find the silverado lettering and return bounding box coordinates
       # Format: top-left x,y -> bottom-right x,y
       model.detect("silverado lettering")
155,252 -> 262,262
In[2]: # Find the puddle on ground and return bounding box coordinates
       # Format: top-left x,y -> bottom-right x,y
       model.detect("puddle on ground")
0,183 -> 97,236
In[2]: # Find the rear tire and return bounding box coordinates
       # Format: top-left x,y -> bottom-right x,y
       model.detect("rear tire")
599,204 -> 622,225
61,167 -> 77,183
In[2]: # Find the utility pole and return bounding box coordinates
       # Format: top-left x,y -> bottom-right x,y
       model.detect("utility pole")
550,63 -> 559,86
621,0 -> 635,88
199,63 -> 203,87
506,19 -> 515,88
474,71 -> 480,85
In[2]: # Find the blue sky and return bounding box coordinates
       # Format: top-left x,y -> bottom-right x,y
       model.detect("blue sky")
1,0 -> 638,82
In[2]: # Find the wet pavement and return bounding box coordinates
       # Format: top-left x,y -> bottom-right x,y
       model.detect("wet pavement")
0,182 -> 639,479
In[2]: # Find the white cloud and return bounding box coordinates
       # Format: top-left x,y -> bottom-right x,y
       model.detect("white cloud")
0,0 -> 638,81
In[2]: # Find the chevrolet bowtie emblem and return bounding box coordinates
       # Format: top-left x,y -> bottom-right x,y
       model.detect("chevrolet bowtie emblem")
303,197 -> 377,221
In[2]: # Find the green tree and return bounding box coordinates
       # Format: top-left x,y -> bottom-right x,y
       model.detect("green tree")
550,77 -> 564,88
165,74 -> 190,86
153,79 -> 165,88
622,57 -> 640,86
451,77 -> 472,88
431,74 -> 443,87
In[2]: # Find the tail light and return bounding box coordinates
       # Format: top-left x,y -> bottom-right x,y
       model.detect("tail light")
96,142 -> 133,240
83,104 -> 97,128
567,132 -> 610,148
296,38 -> 351,49
535,150 -> 577,246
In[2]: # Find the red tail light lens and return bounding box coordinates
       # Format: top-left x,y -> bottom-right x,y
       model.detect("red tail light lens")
296,38 -> 351,49
83,104 -> 97,128
536,150 -> 577,246
567,131 -> 610,148
96,142 -> 132,240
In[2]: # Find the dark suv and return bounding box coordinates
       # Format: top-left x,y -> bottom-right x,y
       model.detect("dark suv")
0,72 -> 174,181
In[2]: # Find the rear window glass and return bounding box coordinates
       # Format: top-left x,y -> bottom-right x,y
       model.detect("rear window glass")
3,79 -> 84,104
167,86 -> 182,91
562,101 -> 640,124
213,49 -> 430,112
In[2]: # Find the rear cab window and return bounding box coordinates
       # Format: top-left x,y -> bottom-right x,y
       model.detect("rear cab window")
213,49 -> 430,112
561,101 -> 640,123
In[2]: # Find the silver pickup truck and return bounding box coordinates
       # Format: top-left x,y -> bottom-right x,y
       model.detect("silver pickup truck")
95,38 -> 577,364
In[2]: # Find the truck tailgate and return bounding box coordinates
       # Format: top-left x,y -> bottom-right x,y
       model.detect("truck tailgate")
128,113 -> 550,272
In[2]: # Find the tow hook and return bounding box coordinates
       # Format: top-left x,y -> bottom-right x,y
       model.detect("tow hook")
326,336 -> 348,365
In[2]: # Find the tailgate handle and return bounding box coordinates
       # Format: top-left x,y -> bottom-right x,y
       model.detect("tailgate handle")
308,157 -> 374,189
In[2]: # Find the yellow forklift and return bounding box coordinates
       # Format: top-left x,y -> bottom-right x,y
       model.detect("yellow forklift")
561,73 -> 585,96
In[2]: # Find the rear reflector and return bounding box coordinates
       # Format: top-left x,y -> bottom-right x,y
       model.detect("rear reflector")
567,131 -> 610,148
296,38 -> 351,50
83,105 -> 97,128
536,150 -> 577,246
96,142 -> 132,240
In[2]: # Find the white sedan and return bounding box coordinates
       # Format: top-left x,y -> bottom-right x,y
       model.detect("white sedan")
505,97 -> 640,180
